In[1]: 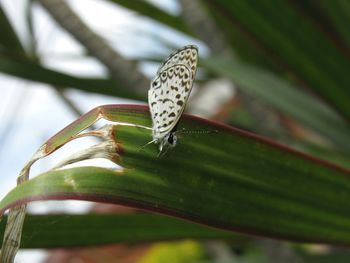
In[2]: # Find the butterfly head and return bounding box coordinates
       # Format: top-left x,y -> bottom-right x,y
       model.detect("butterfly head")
159,132 -> 177,153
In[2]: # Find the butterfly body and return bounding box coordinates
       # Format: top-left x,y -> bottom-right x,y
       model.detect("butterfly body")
148,45 -> 198,153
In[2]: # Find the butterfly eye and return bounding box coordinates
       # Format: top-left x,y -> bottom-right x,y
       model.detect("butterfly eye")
167,133 -> 175,145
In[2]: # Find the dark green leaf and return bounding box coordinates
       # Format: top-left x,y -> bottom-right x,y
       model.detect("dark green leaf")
0,56 -> 144,100
203,58 -> 350,155
0,213 -> 243,248
0,5 -> 24,53
1,105 -> 350,246
202,0 -> 350,120
108,0 -> 191,35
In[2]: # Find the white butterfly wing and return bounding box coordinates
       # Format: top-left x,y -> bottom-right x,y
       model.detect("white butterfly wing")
149,64 -> 192,139
157,45 -> 198,81
148,45 -> 198,141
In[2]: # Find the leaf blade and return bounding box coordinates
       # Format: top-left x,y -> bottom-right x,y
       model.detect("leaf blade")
1,105 -> 350,245
0,213 -> 243,248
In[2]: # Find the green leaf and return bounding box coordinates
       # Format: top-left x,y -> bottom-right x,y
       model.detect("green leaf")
0,213 -> 243,248
0,5 -> 24,53
1,105 -> 350,246
202,0 -> 350,120
203,57 -> 350,155
108,0 -> 191,35
310,0 -> 350,49
300,249 -> 350,263
0,56 -> 144,100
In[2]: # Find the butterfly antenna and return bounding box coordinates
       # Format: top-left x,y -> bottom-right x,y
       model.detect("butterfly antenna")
138,139 -> 157,152
176,128 -> 218,135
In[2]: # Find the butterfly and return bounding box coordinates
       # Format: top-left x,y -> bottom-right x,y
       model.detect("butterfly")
148,45 -> 198,154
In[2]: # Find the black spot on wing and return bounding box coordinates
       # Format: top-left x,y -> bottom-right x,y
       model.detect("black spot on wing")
182,80 -> 189,87
171,86 -> 179,91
